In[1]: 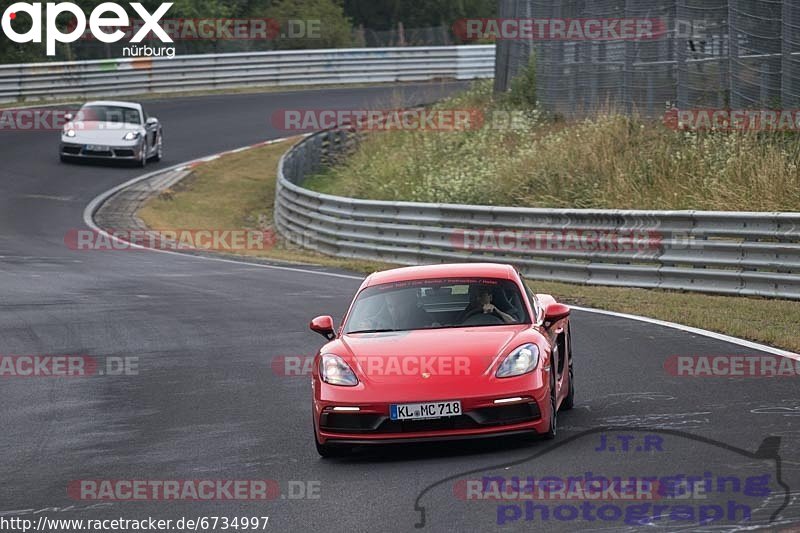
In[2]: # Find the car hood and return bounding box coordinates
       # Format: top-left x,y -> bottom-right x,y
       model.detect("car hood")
64,122 -> 142,143
336,325 -> 531,384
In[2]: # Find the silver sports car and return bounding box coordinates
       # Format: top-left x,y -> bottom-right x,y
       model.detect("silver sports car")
60,101 -> 163,166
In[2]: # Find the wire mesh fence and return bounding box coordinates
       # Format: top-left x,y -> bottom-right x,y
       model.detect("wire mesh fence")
494,0 -> 800,118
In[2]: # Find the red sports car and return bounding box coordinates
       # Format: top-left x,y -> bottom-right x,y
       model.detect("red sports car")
309,263 -> 574,457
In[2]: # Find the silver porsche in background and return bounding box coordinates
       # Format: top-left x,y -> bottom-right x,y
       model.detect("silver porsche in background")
60,101 -> 163,166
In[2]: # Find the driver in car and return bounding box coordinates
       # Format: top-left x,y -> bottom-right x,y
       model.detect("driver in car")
459,286 -> 518,324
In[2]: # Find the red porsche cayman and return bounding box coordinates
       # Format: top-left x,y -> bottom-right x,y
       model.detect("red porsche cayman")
309,263 -> 574,457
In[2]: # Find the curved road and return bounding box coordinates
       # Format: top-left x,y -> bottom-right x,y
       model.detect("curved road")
0,84 -> 798,532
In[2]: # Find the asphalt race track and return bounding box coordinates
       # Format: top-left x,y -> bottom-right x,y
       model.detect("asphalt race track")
1,83 -> 799,532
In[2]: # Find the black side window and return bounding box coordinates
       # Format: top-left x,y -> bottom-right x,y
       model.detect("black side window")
520,276 -> 541,323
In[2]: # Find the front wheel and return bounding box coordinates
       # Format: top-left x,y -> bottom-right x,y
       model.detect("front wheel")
137,143 -> 148,168
150,133 -> 163,162
562,364 -> 575,411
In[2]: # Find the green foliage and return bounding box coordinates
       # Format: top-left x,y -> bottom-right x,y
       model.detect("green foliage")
169,0 -> 238,18
343,0 -> 496,31
507,54 -> 537,109
260,0 -> 354,49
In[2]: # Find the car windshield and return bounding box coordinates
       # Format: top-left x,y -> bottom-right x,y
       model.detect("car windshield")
344,277 -> 530,333
78,105 -> 142,125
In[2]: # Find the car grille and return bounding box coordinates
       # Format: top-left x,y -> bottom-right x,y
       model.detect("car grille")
64,146 -> 136,158
83,148 -> 113,157
320,402 -> 541,434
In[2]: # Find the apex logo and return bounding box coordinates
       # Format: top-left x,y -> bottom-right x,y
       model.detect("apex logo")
1,2 -> 174,56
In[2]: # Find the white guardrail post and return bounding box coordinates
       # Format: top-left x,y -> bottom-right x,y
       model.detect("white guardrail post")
0,46 -> 496,103
274,128 -> 800,301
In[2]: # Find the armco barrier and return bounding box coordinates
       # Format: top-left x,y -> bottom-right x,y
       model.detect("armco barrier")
0,46 -> 495,103
275,128 -> 800,300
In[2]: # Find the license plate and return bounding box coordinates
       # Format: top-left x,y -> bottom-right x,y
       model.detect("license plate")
390,400 -> 461,420
85,145 -> 109,152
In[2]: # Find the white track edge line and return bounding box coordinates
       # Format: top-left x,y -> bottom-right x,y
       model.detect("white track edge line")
570,305 -> 798,358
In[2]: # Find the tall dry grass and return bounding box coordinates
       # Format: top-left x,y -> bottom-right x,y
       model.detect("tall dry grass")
309,81 -> 800,211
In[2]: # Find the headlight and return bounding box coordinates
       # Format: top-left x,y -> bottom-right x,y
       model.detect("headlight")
123,131 -> 141,141
64,129 -> 76,137
320,353 -> 358,386
496,344 -> 539,378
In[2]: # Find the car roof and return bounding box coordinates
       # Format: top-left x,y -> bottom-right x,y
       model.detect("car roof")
363,263 -> 518,287
82,101 -> 143,111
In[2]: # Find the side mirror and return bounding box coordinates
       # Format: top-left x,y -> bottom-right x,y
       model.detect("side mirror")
64,113 -> 74,121
146,117 -> 159,126
544,303 -> 571,325
310,315 -> 335,340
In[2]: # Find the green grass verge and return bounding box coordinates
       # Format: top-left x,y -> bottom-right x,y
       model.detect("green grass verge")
138,138 -> 800,353
138,138 -> 394,274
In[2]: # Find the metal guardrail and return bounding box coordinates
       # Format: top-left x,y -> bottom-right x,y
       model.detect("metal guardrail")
0,46 -> 495,104
275,128 -> 800,300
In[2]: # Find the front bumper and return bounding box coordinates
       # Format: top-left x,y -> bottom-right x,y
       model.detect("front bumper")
60,142 -> 141,160
315,391 -> 550,445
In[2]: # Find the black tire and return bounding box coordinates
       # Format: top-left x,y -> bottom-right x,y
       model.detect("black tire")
542,367 -> 557,440
137,144 -> 147,168
562,364 -> 575,411
59,154 -> 71,164
150,132 -> 163,162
